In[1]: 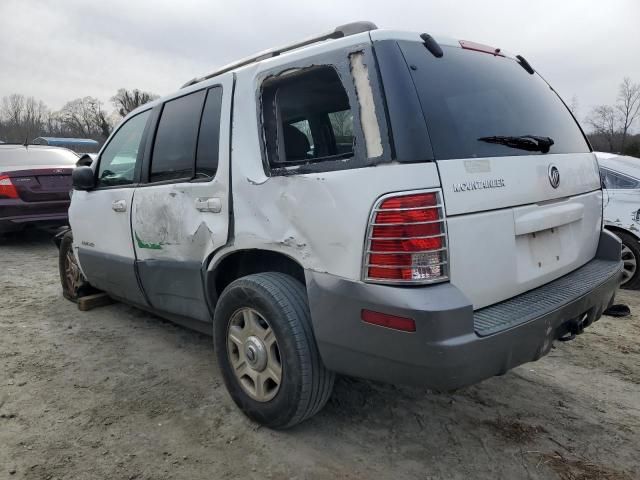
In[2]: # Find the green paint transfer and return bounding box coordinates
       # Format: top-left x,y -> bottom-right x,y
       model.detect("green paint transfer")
134,231 -> 162,250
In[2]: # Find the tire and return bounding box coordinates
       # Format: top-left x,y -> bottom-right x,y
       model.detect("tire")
58,231 -> 92,301
214,272 -> 334,429
618,231 -> 640,290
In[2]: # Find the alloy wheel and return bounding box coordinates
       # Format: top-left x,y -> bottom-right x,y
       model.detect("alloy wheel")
621,243 -> 637,285
65,250 -> 82,295
227,308 -> 282,402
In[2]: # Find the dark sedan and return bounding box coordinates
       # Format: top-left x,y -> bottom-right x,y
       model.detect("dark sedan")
0,144 -> 78,234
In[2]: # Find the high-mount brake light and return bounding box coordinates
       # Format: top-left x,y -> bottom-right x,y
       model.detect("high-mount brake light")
363,191 -> 449,284
459,40 -> 504,57
0,175 -> 18,199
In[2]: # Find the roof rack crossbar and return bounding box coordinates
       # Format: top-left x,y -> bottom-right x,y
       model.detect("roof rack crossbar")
181,21 -> 378,89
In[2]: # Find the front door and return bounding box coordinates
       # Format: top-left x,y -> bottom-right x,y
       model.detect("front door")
69,109 -> 152,306
131,76 -> 232,322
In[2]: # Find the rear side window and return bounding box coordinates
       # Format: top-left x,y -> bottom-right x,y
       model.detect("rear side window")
601,169 -> 640,189
398,41 -> 590,160
150,90 -> 206,182
261,66 -> 354,165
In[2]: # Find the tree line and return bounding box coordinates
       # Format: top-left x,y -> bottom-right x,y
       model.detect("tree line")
0,89 -> 158,146
583,77 -> 640,157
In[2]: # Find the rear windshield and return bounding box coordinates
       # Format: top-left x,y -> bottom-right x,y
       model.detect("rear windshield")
399,41 -> 590,160
0,146 -> 78,167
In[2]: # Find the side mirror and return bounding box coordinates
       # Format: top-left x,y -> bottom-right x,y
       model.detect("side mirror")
76,153 -> 94,167
72,166 -> 96,191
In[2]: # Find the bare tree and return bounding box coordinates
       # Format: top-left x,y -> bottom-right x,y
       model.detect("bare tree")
329,110 -> 354,138
586,105 -> 618,152
58,97 -> 113,140
23,97 -> 48,140
1,94 -> 25,126
0,94 -> 49,142
616,77 -> 640,152
111,88 -> 158,117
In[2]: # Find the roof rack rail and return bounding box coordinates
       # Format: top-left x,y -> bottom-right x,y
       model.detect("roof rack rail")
181,21 -> 378,89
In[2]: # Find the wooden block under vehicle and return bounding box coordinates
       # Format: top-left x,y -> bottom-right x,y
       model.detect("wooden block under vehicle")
77,293 -> 113,311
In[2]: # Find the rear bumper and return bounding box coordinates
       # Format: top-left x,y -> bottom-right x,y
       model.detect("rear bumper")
306,230 -> 622,390
0,199 -> 69,232
0,213 -> 69,233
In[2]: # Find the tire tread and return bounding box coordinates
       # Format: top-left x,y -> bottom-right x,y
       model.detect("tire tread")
215,272 -> 334,429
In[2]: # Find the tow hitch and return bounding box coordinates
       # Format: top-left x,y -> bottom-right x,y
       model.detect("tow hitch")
558,313 -> 589,342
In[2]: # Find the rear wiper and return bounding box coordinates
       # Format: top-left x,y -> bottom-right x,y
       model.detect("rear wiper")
477,135 -> 554,153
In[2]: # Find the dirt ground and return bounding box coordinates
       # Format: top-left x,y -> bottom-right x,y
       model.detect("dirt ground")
1,231 -> 639,480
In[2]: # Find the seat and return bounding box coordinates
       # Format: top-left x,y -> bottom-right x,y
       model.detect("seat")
283,124 -> 310,161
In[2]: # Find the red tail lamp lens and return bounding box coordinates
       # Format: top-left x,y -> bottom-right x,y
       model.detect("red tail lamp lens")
365,191 -> 447,283
0,175 -> 18,199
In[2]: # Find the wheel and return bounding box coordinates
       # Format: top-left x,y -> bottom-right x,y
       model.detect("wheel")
617,231 -> 640,290
214,272 -> 334,429
58,231 -> 91,301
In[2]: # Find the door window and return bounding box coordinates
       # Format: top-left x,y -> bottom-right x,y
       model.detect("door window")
150,90 -> 206,182
97,110 -> 151,187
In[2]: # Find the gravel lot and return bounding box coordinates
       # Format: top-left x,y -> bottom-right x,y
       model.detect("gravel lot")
1,231 -> 639,480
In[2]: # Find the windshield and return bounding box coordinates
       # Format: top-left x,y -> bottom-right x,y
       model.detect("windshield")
399,41 -> 590,160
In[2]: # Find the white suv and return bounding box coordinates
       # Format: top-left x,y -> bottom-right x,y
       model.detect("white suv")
59,22 -> 623,428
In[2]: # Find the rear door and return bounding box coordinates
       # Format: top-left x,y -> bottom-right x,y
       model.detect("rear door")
131,76 -> 232,322
69,109 -> 152,305
393,39 -> 601,309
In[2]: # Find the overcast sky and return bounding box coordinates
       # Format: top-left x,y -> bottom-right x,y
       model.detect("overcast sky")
1,0 -> 639,123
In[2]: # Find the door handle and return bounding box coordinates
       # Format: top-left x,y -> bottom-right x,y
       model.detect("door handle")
195,197 -> 222,213
112,200 -> 127,212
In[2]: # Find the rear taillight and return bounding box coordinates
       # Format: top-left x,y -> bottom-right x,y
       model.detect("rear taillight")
363,190 -> 448,284
0,175 -> 18,199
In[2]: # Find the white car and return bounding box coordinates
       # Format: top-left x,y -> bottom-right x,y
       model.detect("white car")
596,152 -> 640,289
58,22 -> 622,428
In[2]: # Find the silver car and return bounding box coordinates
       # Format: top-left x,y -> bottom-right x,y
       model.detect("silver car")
596,152 -> 640,289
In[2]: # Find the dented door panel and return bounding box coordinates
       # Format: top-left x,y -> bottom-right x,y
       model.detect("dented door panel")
131,74 -> 233,321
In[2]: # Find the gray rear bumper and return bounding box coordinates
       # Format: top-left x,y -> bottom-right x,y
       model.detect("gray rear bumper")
305,230 -> 622,391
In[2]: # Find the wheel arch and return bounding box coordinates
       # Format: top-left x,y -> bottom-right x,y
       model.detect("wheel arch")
605,224 -> 640,242
205,248 -> 306,309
